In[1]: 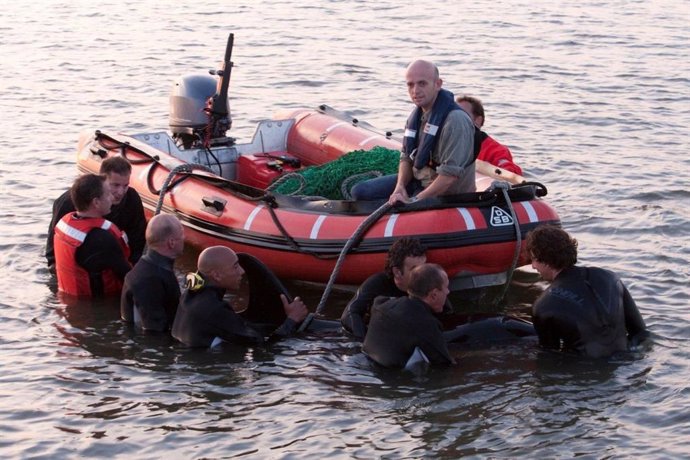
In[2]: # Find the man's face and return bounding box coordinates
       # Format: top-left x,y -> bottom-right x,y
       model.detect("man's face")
405,63 -> 441,112
106,172 -> 130,205
218,252 -> 245,290
531,257 -> 556,281
171,224 -> 186,258
394,255 -> 427,291
429,271 -> 450,313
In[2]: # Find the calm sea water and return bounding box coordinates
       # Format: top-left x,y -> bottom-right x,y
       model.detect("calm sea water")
1,1 -> 689,458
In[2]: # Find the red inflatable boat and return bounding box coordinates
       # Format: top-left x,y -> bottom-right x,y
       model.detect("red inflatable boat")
75,35 -> 560,290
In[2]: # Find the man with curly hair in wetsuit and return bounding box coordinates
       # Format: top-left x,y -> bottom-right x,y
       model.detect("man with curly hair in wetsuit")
526,225 -> 648,358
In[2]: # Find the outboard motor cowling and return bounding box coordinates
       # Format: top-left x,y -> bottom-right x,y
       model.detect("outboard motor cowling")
169,74 -> 232,148
169,74 -> 216,133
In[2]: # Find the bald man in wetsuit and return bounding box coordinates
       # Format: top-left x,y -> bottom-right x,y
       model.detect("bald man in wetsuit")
171,246 -> 308,348
121,214 -> 185,333
526,225 -> 648,358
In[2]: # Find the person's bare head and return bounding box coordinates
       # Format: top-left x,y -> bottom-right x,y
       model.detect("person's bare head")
70,173 -> 112,216
456,95 -> 485,128
407,263 -> 450,313
405,59 -> 442,112
146,214 -> 185,258
385,237 -> 427,291
525,225 -> 578,281
197,246 -> 245,290
99,156 -> 132,205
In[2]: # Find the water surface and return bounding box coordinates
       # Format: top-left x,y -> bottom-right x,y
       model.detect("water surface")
1,1 -> 688,458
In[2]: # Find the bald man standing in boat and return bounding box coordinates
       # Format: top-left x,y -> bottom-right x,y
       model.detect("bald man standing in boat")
171,246 -> 308,348
352,59 -> 476,203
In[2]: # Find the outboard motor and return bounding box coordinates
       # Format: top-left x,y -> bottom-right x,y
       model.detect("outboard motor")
169,74 -> 223,148
168,33 -> 235,149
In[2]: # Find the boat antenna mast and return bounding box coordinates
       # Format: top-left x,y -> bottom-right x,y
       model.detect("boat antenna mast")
205,33 -> 234,146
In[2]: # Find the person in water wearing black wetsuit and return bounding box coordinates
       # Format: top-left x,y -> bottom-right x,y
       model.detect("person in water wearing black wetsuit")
171,246 -> 308,348
526,225 -> 648,358
340,237 -> 427,339
121,214 -> 185,333
363,263 -> 454,368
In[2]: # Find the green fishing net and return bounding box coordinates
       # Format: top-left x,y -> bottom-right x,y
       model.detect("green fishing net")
270,146 -> 400,200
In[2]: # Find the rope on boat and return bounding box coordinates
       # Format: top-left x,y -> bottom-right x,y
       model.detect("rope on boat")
154,163 -> 215,216
301,201 -> 393,329
494,181 -> 522,304
266,172 -> 306,195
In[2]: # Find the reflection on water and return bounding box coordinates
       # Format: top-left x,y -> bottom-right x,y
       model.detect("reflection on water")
1,0 -> 689,457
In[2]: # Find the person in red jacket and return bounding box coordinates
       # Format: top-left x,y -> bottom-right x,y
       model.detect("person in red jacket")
456,95 -> 523,175
54,174 -> 132,298
46,156 -> 146,272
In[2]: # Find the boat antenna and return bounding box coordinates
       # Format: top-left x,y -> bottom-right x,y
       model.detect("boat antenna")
208,33 -> 234,140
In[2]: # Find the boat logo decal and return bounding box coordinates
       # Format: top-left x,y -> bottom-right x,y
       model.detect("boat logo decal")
489,206 -> 514,227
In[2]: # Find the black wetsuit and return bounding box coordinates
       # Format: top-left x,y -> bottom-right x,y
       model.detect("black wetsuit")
532,266 -> 648,358
121,249 -> 180,332
341,271 -> 453,339
340,272 -> 405,339
171,279 -> 298,348
362,296 -> 453,368
46,188 -> 146,270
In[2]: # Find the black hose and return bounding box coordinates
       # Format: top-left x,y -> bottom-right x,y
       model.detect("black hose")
154,163 -> 215,216
314,202 -> 393,316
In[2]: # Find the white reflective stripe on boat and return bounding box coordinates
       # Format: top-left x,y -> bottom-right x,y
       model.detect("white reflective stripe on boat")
56,219 -> 88,242
520,201 -> 538,222
457,208 -> 476,230
358,135 -> 380,147
138,167 -> 149,182
325,121 -> 348,133
310,215 -> 327,239
384,214 -> 399,237
244,205 -> 264,231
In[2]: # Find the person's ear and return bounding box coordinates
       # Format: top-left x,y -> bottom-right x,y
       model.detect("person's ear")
392,267 -> 403,280
209,268 -> 222,284
476,115 -> 485,128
